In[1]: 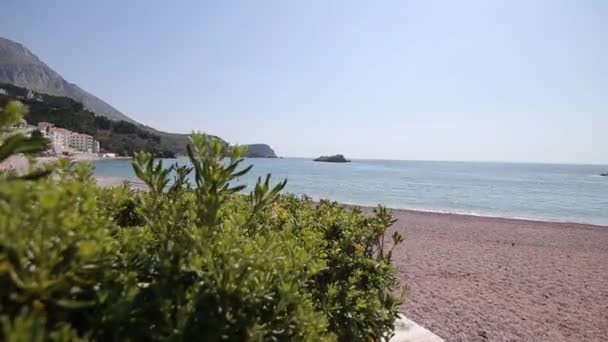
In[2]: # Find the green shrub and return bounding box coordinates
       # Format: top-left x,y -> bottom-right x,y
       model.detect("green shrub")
0,103 -> 404,341
1,309 -> 86,342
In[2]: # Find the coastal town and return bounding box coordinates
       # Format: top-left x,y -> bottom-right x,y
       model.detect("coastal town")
12,119 -> 115,158
36,121 -> 100,154
0,118 -> 119,174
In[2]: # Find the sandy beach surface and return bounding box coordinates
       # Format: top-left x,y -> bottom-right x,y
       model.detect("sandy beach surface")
0,154 -> 126,174
386,209 -> 608,341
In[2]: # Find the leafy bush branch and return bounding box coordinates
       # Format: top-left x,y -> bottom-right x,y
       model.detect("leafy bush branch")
0,110 -> 404,341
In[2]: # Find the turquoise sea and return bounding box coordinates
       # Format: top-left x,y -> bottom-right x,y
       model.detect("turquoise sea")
93,158 -> 608,226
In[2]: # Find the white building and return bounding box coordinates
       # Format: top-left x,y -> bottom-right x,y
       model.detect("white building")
70,132 -> 99,153
49,128 -> 72,153
36,122 -> 101,154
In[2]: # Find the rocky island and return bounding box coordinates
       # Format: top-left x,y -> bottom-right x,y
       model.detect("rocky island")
601,172 -> 608,177
313,154 -> 350,163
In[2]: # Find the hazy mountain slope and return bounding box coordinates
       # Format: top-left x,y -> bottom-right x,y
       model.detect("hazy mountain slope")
0,37 -> 135,123
0,37 -> 276,158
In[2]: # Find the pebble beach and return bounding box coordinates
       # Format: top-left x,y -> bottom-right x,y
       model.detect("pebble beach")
388,209 -> 608,341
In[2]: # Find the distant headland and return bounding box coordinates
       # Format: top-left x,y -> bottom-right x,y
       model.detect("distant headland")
244,144 -> 278,158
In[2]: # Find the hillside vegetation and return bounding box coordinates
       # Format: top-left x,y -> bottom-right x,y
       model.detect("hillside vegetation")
0,83 -> 275,158
0,83 -> 192,157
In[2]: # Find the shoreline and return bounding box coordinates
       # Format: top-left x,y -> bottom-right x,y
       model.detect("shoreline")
381,206 -> 608,229
0,155 -> 130,172
347,202 -> 608,229
94,176 -> 608,228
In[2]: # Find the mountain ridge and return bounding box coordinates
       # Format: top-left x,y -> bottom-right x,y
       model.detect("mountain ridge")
0,37 -> 134,123
0,37 -> 277,158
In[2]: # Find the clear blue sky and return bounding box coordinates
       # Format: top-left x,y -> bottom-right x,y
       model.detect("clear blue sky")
2,0 -> 607,163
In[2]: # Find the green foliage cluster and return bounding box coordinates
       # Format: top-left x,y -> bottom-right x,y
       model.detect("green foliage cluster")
0,83 -> 183,157
0,101 -> 404,341
0,101 -> 52,181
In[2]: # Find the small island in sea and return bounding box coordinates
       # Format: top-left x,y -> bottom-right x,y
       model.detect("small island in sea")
313,154 -> 350,163
601,172 -> 608,177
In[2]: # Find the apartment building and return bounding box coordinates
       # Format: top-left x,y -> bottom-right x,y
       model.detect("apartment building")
36,122 -> 101,153
50,128 -> 71,153
70,132 -> 97,153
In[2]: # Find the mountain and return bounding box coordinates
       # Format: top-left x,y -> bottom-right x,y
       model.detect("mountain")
244,144 -> 278,158
0,37 -> 134,123
0,37 -> 276,158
